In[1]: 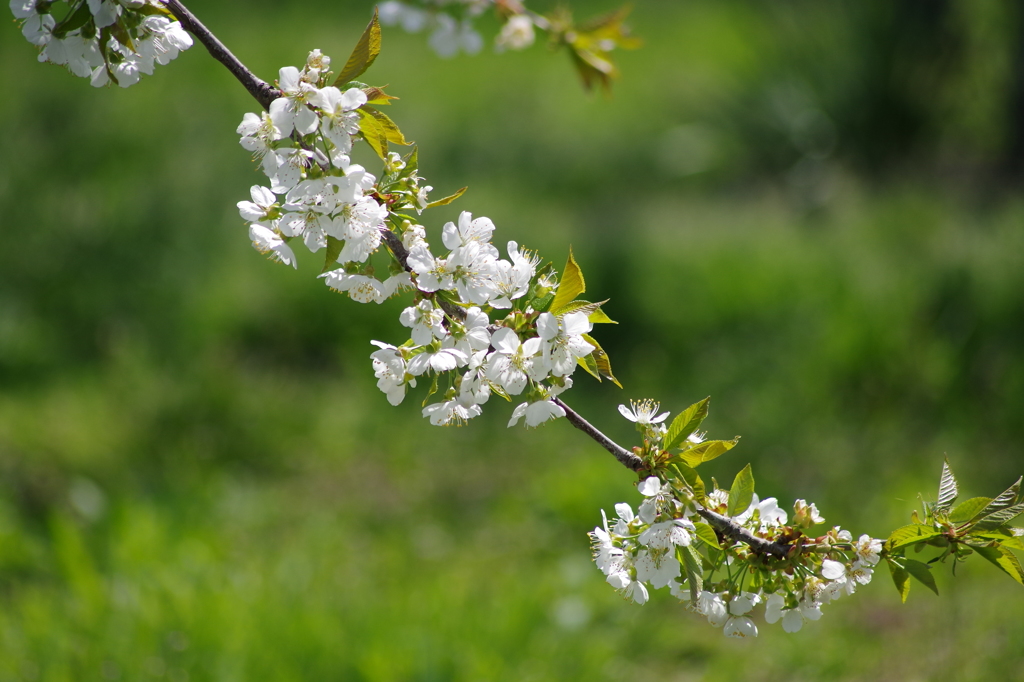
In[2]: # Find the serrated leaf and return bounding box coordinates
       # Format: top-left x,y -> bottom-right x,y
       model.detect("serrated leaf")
975,477 -> 1023,520
886,524 -> 941,551
403,147 -> 418,174
950,497 -> 992,524
363,107 -> 412,146
334,10 -> 382,86
425,186 -> 467,209
976,545 -> 1024,585
672,463 -> 705,504
550,248 -> 586,313
727,464 -> 754,518
970,532 -> 1024,551
580,333 -> 621,388
362,85 -> 397,105
664,397 -> 710,451
888,559 -> 911,603
322,236 -> 343,273
693,522 -> 720,549
937,458 -> 959,512
678,545 -> 703,604
588,307 -> 617,324
577,350 -> 600,382
357,109 -> 388,159
973,501 -> 1024,532
678,438 -> 739,468
529,293 -> 555,313
904,559 -> 939,595
554,298 -> 607,318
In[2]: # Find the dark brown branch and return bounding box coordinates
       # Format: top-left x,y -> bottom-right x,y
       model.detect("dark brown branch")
162,0 -> 280,110
380,227 -> 466,321
553,398 -> 644,471
695,508 -> 792,559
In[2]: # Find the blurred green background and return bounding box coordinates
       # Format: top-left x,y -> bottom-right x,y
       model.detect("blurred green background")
2,1 -> 1024,679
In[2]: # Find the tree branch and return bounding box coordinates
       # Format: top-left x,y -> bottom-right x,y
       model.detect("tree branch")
553,398 -> 644,471
695,507 -> 792,559
161,0 -> 280,110
156,0 -> 790,562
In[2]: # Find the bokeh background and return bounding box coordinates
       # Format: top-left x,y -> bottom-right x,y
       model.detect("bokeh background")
2,1 -> 1024,679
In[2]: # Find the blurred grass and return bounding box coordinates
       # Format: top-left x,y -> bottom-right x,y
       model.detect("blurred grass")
1,1 -> 1024,680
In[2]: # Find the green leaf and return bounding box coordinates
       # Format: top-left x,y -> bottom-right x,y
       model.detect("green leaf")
936,457 -> 959,512
664,397 -> 710,451
970,533 -> 1024,551
362,107 -> 412,146
904,559 -> 939,596
553,299 -> 607,318
550,248 -> 586,313
577,351 -> 600,383
678,545 -> 703,604
672,463 -> 705,504
334,10 -> 382,86
975,545 -> 1024,586
322,236 -> 343,273
693,522 -> 720,549
403,147 -> 418,174
974,477 -> 1022,520
678,438 -> 739,468
362,85 -> 397,105
529,293 -> 555,313
52,1 -> 94,39
950,497 -> 992,524
581,333 -> 621,388
589,307 -> 617,324
886,524 -> 942,551
973,501 -> 1024,532
727,464 -> 754,518
888,559 -> 911,603
357,109 -> 388,159
425,187 -> 467,209
421,374 -> 439,407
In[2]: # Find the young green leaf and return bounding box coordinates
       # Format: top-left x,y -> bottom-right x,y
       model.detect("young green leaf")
973,477 -> 1022,520
550,248 -> 586,313
334,10 -> 382,86
692,522 -> 721,549
362,85 -> 398,105
936,457 -> 959,512
678,438 -> 739,468
727,464 -> 755,517
529,292 -> 555,313
362,107 -> 412,146
888,559 -> 911,603
321,237 -> 344,273
950,497 -> 992,524
581,333 -> 621,388
672,462 -> 706,504
357,109 -> 388,159
663,397 -> 710,451
973,501 -> 1024,532
588,307 -> 617,324
425,186 -> 467,209
975,545 -> 1024,585
904,559 -> 939,596
885,524 -> 942,551
679,545 -> 703,604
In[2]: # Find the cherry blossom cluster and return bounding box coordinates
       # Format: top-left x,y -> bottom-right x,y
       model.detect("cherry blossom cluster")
379,0 -> 536,57
589,401 -> 884,637
9,0 -> 192,87
236,49 -> 607,429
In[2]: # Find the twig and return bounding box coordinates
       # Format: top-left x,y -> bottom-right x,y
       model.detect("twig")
554,398 -> 644,471
161,0 -> 280,110
695,508 -> 792,559
161,0 -> 783,561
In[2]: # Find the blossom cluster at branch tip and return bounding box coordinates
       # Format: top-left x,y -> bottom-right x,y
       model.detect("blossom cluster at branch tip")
380,0 -> 535,57
235,49 -> 608,430
10,0 -> 192,87
590,473 -> 883,637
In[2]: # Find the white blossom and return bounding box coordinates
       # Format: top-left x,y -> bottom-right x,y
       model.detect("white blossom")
507,398 -> 565,428
723,616 -> 758,639
486,328 -> 540,395
495,15 -> 535,51
618,399 -> 670,426
249,224 -> 297,269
